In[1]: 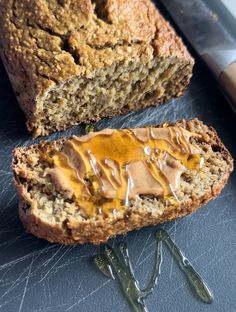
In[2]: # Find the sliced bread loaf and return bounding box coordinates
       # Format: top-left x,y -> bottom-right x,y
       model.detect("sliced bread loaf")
12,119 -> 233,244
0,0 -> 193,136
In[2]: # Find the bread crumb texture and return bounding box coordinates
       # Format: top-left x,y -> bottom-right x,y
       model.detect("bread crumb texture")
0,0 -> 194,136
12,119 -> 233,244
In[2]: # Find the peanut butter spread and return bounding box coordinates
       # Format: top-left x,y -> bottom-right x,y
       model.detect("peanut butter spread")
46,126 -> 202,217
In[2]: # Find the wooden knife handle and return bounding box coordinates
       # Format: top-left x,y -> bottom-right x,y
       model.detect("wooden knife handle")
219,61 -> 236,104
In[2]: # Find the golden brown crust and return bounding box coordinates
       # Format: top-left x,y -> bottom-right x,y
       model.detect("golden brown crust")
13,119 -> 234,244
0,0 -> 194,136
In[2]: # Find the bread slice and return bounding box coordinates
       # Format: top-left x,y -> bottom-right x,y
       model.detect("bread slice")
12,119 -> 233,244
0,0 -> 193,137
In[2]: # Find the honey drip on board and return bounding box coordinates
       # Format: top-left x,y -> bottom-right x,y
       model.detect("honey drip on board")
93,229 -> 213,312
46,126 -> 203,217
156,229 -> 213,304
94,241 -> 163,312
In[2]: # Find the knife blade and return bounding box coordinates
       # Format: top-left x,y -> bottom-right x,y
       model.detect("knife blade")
159,0 -> 236,111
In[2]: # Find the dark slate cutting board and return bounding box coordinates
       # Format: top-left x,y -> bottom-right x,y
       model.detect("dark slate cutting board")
0,8 -> 236,312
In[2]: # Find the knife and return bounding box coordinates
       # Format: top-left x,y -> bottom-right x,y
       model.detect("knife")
159,0 -> 236,112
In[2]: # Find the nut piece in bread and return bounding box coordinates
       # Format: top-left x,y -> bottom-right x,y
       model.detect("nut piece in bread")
12,119 -> 233,244
0,0 -> 194,136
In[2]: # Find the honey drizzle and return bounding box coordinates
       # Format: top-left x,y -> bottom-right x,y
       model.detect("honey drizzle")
47,127 -> 202,217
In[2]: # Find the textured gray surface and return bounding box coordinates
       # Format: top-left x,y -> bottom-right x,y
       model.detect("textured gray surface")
1,15 -> 236,312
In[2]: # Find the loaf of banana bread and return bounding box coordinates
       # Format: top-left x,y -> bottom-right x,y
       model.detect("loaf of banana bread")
0,0 -> 194,137
12,119 -> 233,244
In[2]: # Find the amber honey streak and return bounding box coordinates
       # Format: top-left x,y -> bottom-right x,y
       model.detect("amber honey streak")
47,127 -> 202,217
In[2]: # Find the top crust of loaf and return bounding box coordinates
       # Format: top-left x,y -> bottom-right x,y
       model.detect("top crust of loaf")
0,0 -> 193,135
12,119 -> 233,244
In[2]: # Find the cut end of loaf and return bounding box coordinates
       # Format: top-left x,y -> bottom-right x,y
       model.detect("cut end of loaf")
12,119 -> 233,244
31,56 -> 193,137
0,0 -> 194,137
